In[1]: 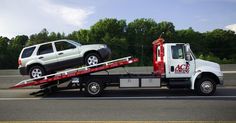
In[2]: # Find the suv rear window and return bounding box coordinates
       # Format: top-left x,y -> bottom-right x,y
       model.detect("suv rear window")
21,47 -> 36,58
37,43 -> 54,55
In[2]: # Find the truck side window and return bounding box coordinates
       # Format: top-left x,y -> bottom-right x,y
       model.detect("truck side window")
37,43 -> 53,55
55,41 -> 76,52
171,45 -> 184,59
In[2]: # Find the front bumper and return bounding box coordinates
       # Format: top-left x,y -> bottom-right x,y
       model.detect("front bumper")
98,48 -> 111,60
218,76 -> 224,85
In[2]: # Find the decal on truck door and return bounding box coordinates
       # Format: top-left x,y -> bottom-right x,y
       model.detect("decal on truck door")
175,64 -> 190,74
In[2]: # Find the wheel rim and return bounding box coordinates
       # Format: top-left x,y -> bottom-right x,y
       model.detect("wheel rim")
87,56 -> 98,66
31,68 -> 42,78
88,82 -> 100,95
200,81 -> 213,94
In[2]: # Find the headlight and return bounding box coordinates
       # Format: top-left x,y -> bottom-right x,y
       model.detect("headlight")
99,44 -> 107,48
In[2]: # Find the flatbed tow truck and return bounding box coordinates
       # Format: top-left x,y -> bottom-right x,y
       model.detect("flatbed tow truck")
11,37 -> 223,96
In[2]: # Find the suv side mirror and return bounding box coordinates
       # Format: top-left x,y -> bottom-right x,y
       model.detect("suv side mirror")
185,44 -> 191,61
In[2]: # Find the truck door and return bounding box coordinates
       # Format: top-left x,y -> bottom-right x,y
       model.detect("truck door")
166,44 -> 194,78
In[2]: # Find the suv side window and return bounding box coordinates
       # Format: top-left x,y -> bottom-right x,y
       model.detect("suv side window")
55,41 -> 76,52
37,43 -> 54,55
21,47 -> 36,58
171,45 -> 184,59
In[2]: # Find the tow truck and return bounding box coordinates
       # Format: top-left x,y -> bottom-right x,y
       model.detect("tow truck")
11,37 -> 224,96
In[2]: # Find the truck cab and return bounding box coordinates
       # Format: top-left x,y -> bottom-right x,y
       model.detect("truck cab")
153,38 -> 224,95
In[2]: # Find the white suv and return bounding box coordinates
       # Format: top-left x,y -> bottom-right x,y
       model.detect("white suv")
18,39 -> 111,78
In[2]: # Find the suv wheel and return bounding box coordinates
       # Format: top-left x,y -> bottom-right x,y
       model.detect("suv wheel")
85,53 -> 101,66
29,66 -> 45,78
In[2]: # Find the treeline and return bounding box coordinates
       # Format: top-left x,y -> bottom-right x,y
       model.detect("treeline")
0,18 -> 236,69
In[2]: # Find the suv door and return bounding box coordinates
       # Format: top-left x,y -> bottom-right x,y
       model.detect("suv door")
54,41 -> 81,69
37,43 -> 58,71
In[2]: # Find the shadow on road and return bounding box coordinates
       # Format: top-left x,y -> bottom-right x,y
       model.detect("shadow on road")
44,88 -> 195,97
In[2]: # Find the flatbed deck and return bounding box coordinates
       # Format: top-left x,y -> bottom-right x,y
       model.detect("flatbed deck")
11,56 -> 139,89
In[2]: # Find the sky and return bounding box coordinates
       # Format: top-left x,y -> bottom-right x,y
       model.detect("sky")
0,0 -> 236,38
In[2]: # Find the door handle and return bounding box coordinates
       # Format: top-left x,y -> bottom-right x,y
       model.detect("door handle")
171,66 -> 174,72
38,56 -> 44,59
58,52 -> 63,55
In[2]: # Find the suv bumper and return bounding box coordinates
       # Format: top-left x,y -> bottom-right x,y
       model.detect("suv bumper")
218,76 -> 224,85
19,66 -> 28,75
98,48 -> 111,60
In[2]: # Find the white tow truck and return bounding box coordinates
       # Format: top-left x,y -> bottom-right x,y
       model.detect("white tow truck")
11,37 -> 224,96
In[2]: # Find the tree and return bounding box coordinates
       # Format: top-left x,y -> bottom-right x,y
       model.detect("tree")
67,29 -> 90,44
203,29 -> 236,59
127,18 -> 160,65
48,32 -> 58,41
175,28 -> 203,54
90,18 -> 126,43
8,35 -> 29,68
156,21 -> 175,41
89,18 -> 127,58
1,18 -> 236,69
0,37 -> 10,69
27,28 -> 49,46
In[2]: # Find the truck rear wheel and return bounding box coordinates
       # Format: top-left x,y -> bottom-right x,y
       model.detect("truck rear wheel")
85,81 -> 104,96
195,77 -> 216,96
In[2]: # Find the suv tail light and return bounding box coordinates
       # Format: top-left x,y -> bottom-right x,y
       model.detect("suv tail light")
18,59 -> 22,66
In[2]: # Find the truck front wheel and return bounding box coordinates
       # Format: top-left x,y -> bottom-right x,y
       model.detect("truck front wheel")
85,81 -> 104,96
195,77 -> 216,96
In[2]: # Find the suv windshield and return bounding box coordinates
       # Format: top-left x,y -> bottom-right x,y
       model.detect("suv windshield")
68,40 -> 81,46
21,47 -> 36,58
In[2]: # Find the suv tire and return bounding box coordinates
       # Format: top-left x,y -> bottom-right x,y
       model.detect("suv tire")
85,53 -> 101,66
29,65 -> 45,78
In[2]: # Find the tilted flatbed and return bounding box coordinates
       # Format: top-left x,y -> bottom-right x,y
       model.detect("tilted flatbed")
11,56 -> 139,89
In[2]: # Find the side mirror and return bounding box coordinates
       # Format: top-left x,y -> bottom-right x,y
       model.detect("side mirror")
185,44 -> 191,61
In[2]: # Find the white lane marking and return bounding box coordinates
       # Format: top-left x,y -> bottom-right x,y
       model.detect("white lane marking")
223,71 -> 236,74
0,75 -> 26,77
0,98 -> 42,100
1,96 -> 236,100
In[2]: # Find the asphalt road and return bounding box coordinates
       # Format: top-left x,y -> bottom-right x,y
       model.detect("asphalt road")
0,99 -> 236,121
0,64 -> 236,89
0,87 -> 236,121
0,65 -> 236,121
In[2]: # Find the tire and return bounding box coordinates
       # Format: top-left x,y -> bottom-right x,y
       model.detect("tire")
84,53 -> 101,66
195,77 -> 216,96
29,66 -> 46,78
85,81 -> 104,96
